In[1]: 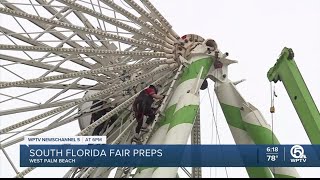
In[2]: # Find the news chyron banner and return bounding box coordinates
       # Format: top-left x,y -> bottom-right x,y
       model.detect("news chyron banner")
21,137 -> 320,167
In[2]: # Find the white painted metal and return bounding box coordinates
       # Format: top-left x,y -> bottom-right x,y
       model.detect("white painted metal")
0,1 -> 184,178
0,0 -> 230,178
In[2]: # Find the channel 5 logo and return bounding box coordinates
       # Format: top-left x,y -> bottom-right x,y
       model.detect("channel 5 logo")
290,145 -> 307,163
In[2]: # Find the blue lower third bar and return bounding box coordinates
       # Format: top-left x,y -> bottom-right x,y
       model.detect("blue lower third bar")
20,145 -> 320,167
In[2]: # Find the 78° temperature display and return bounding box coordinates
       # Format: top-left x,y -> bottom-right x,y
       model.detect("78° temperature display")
265,146 -> 280,162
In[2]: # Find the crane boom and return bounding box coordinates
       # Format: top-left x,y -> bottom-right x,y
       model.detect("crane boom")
267,47 -> 320,144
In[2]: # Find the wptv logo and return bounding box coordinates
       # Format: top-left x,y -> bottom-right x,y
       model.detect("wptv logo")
290,145 -> 307,163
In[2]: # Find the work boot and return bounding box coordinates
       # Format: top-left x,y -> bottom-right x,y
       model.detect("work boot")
140,127 -> 150,133
132,137 -> 142,144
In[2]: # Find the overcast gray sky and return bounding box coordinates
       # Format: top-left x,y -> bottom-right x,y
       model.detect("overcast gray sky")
1,0 -> 320,178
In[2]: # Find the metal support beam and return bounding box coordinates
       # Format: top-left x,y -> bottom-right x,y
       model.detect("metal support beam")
56,0 -> 169,46
0,7 -> 166,51
0,58 -> 174,88
191,112 -> 202,178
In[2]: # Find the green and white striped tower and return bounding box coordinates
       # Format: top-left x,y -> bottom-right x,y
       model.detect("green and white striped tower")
214,77 -> 299,178
135,35 -> 215,178
151,50 -> 214,177
242,100 -> 299,178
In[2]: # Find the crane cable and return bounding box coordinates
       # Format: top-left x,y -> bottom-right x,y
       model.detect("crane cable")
214,80 -> 219,178
270,82 -> 277,145
207,84 -> 229,178
207,86 -> 215,178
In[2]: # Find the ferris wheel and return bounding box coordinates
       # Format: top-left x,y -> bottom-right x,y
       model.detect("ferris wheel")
0,0 -> 301,178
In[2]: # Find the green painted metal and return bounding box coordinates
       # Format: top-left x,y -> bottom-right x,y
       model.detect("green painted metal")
176,57 -> 213,85
220,103 -> 280,144
158,104 -> 176,126
246,167 -> 274,178
244,122 -> 280,145
220,103 -> 274,178
273,173 -> 297,178
159,56 -> 213,128
168,105 -> 198,129
220,103 -> 246,131
267,47 -> 320,144
136,56 -> 213,177
150,55 -> 214,178
164,57 -> 213,130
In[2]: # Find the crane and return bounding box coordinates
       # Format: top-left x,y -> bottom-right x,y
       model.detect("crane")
267,47 -> 320,144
